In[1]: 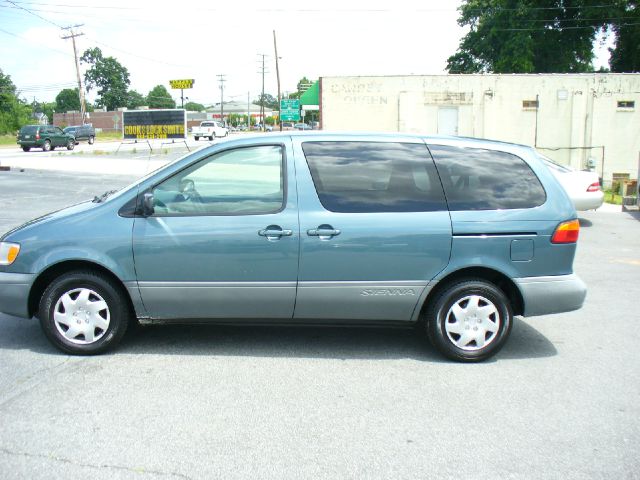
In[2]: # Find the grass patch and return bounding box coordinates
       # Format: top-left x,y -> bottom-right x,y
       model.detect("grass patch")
96,131 -> 123,142
0,134 -> 17,146
603,190 -> 623,205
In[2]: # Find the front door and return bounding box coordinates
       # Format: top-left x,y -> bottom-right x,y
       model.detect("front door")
132,141 -> 299,320
291,137 -> 452,322
438,107 -> 459,136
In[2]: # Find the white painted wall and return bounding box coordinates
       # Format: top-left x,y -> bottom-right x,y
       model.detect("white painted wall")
321,74 -> 640,184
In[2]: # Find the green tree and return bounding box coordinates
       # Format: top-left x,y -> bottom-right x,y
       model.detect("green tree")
609,1 -> 640,72
447,1 -> 611,73
288,77 -> 314,99
126,90 -> 146,109
0,69 -> 31,134
80,47 -> 130,111
254,93 -> 279,110
146,85 -> 176,109
184,101 -> 205,112
55,88 -> 81,112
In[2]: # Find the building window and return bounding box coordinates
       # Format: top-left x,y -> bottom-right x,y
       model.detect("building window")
522,100 -> 539,109
617,100 -> 635,109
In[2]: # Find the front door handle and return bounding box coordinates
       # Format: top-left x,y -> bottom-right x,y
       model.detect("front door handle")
258,225 -> 292,240
307,224 -> 341,239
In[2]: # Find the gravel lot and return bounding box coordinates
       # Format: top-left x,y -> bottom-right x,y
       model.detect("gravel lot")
0,165 -> 638,480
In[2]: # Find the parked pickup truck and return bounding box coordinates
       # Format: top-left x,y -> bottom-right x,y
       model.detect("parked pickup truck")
191,121 -> 228,141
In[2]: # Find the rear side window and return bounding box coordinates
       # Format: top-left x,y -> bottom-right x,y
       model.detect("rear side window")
428,145 -> 546,210
302,141 -> 447,213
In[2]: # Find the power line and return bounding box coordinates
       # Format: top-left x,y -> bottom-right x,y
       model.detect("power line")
3,0 -> 63,28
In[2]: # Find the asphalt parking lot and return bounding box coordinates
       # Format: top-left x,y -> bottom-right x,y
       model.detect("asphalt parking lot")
0,161 -> 639,479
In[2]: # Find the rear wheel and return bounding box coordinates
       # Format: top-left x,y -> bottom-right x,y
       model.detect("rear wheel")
42,140 -> 51,152
22,146 -> 30,152
66,139 -> 75,150
194,136 -> 199,141
88,136 -> 95,145
38,271 -> 130,355
209,135 -> 214,141
426,279 -> 513,362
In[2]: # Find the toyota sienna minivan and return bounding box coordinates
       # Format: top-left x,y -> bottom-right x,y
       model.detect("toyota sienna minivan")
0,133 -> 586,361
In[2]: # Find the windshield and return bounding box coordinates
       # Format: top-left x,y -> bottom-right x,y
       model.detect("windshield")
20,126 -> 38,134
63,127 -> 76,133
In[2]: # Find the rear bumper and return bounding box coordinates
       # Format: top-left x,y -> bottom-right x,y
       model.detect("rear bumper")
516,274 -> 587,317
0,272 -> 35,318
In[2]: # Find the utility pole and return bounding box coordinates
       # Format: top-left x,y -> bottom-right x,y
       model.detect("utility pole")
257,54 -> 268,132
217,74 -> 226,124
273,31 -> 282,132
61,24 -> 87,124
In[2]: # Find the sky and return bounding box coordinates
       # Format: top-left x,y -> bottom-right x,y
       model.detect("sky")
0,0 -> 615,107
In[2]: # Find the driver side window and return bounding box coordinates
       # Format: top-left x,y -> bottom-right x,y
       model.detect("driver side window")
152,145 -> 284,216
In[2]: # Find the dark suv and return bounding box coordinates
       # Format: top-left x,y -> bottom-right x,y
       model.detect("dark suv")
17,125 -> 75,152
63,124 -> 95,145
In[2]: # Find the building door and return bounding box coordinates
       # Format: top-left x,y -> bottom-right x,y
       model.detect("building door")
438,107 -> 459,136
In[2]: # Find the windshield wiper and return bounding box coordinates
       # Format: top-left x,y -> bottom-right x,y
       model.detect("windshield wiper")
92,190 -> 118,203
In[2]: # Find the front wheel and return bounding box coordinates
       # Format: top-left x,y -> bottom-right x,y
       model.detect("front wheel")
88,136 -> 95,145
38,271 -> 130,355
209,135 -> 214,141
66,139 -> 75,150
426,279 -> 513,362
194,136 -> 199,141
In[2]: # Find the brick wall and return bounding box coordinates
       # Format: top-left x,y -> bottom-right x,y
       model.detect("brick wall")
54,111 -> 124,132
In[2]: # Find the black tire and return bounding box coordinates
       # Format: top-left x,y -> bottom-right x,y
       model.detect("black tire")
426,279 -> 513,362
209,135 -> 214,141
194,136 -> 199,141
88,136 -> 95,145
66,139 -> 74,150
22,146 -> 30,152
42,140 -> 51,152
38,271 -> 130,355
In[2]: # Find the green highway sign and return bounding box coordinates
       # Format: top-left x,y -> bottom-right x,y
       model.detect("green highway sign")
280,99 -> 300,121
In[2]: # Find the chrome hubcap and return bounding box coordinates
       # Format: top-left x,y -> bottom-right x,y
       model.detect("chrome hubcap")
444,295 -> 500,351
53,288 -> 110,344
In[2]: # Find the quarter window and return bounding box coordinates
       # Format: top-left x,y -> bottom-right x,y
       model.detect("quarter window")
429,145 -> 546,210
151,145 -> 284,216
302,141 -> 447,213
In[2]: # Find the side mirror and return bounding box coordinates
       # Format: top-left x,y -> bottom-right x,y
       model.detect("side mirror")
142,192 -> 155,217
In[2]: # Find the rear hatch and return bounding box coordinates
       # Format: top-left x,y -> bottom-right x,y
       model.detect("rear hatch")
18,125 -> 39,142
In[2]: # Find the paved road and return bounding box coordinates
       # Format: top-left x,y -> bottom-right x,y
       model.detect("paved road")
0,168 -> 638,479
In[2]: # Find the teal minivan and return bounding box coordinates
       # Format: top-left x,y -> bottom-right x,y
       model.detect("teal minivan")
0,133 -> 586,361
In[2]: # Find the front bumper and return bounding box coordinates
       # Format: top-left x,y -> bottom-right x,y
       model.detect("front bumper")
0,272 -> 35,318
516,274 -> 587,317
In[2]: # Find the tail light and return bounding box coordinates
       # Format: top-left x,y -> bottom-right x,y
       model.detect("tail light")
551,219 -> 580,244
586,182 -> 600,192
35,131 -> 40,140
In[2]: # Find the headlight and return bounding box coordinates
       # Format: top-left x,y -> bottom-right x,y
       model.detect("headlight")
0,242 -> 20,266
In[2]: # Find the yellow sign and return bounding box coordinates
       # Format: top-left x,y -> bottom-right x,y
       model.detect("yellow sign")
124,124 -> 185,139
169,79 -> 194,89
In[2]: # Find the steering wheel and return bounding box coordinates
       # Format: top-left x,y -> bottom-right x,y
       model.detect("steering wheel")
179,178 -> 203,203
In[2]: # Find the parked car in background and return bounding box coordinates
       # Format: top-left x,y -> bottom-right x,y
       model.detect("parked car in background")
295,123 -> 312,130
281,122 -> 294,130
17,125 -> 75,152
63,124 -> 96,145
191,121 -> 228,141
0,133 -> 586,362
540,155 -> 604,211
